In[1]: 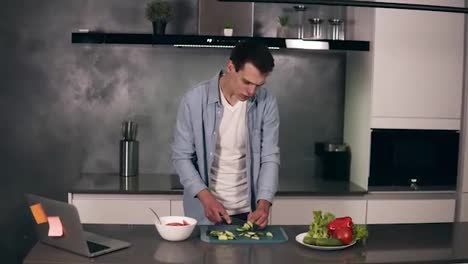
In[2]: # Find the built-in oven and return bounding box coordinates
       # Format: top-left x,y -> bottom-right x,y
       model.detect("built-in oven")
368,129 -> 459,190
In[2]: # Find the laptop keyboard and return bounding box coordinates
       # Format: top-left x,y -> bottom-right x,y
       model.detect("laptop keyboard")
87,241 -> 110,253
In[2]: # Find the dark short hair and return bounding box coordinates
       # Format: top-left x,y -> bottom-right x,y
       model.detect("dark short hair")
229,41 -> 275,74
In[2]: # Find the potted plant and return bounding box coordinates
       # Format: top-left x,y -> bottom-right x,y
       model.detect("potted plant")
277,15 -> 289,38
145,0 -> 173,35
223,22 -> 233,37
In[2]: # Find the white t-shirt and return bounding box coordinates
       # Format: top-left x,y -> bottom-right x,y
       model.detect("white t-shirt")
209,88 -> 250,215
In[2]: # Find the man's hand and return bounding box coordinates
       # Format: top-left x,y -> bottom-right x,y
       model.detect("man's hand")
197,189 -> 231,224
248,199 -> 271,229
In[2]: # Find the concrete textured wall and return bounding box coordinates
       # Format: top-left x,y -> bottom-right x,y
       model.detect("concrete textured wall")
0,0 -> 344,262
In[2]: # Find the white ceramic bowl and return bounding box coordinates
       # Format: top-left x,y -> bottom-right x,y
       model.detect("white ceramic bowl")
155,216 -> 197,241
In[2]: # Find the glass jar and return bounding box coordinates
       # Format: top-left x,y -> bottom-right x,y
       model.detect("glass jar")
328,18 -> 344,40
308,18 -> 324,40
293,5 -> 307,39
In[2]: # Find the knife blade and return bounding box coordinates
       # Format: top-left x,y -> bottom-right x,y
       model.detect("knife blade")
206,217 -> 246,234
230,217 -> 246,226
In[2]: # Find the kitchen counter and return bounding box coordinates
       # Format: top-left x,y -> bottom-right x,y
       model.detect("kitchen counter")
24,223 -> 468,264
71,173 -> 367,196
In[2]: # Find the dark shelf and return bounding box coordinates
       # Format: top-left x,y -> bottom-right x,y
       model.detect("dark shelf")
71,32 -> 370,51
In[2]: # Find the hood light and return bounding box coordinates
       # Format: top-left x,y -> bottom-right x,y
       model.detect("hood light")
285,39 -> 329,50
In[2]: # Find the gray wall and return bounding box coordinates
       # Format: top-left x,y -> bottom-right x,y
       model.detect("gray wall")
0,0 -> 344,262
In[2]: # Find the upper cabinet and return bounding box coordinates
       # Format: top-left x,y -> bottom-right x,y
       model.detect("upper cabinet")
370,0 -> 465,130
71,0 -> 371,52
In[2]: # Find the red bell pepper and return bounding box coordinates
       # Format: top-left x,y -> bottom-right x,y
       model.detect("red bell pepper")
327,216 -> 353,236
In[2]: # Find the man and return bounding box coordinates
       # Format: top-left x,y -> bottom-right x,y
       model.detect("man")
172,41 -> 280,228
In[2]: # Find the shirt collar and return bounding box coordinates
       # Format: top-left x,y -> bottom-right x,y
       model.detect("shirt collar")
207,71 -> 222,105
207,70 -> 257,105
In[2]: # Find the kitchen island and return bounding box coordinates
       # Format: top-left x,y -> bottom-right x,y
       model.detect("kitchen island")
24,223 -> 468,264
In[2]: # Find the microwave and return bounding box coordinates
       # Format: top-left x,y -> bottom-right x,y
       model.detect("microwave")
369,129 -> 459,189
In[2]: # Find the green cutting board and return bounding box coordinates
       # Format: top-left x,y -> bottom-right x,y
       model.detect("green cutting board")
200,225 -> 288,244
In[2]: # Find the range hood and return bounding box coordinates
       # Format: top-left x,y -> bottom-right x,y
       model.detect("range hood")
71,32 -> 370,51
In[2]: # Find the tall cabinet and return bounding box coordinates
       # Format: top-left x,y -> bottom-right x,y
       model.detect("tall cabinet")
345,0 -> 465,223
458,0 -> 468,222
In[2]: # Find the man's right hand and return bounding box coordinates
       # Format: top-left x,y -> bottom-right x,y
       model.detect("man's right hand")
197,189 -> 231,224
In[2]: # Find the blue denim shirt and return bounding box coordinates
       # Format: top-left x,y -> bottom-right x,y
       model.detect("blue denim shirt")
172,72 -> 280,224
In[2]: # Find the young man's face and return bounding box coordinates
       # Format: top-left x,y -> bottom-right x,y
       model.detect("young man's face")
226,61 -> 268,102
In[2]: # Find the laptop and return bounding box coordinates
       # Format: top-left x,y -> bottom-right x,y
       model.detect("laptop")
26,193 -> 131,257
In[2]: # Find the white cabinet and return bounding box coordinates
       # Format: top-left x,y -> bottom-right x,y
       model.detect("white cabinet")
459,193 -> 468,222
367,195 -> 456,224
69,193 -> 458,224
370,0 -> 465,130
69,194 -> 182,224
270,197 -> 367,225
170,200 -> 185,216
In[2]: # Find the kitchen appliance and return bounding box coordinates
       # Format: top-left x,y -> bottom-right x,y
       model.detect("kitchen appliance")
119,120 -> 139,177
315,142 -> 351,181
369,129 -> 459,189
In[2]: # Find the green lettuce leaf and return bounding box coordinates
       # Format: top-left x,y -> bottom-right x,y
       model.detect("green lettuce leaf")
307,211 -> 335,239
353,224 -> 369,241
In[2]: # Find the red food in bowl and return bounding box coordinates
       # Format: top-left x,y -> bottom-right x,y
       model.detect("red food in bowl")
166,220 -> 190,226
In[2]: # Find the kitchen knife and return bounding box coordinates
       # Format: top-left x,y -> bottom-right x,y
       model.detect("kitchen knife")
206,217 -> 246,233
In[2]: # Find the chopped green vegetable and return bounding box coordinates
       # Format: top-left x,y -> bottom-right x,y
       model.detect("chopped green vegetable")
210,221 -> 275,241
209,230 -> 237,240
241,223 -> 251,230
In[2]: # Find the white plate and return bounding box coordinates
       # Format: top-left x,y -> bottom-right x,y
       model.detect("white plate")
295,232 -> 356,251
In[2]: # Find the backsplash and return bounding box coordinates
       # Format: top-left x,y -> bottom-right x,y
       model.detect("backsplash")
77,47 -> 345,178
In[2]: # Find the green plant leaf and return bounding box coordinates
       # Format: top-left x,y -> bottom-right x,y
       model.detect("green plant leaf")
145,0 -> 173,22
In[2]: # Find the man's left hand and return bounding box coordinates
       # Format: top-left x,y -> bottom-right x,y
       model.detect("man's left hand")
247,199 -> 271,229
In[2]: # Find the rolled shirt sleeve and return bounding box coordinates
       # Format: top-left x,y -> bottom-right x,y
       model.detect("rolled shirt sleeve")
256,94 -> 280,203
